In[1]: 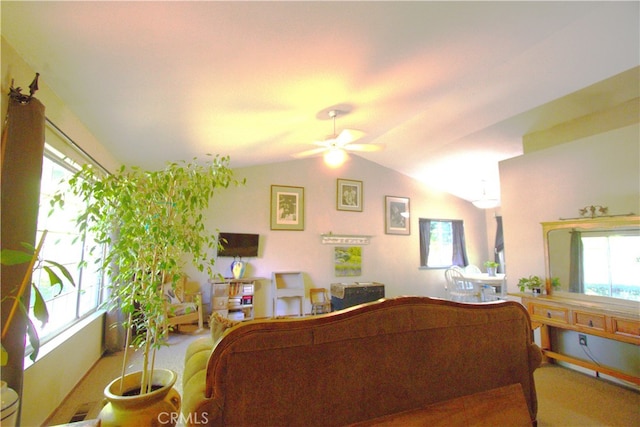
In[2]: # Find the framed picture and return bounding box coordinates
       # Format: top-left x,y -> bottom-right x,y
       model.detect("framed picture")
385,196 -> 410,235
334,246 -> 362,277
271,185 -> 304,230
337,178 -> 363,212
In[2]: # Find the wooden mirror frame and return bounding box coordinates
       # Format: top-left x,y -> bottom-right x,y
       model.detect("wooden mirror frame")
542,215 -> 640,297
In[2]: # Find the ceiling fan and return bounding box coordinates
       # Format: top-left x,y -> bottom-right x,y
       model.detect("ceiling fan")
292,110 -> 383,162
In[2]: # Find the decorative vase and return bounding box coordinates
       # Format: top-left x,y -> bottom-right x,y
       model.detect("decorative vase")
486,267 -> 497,277
1,381 -> 19,427
231,259 -> 246,279
98,369 -> 180,427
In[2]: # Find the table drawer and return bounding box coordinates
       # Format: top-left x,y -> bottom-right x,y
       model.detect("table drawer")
529,303 -> 570,324
610,317 -> 640,339
573,311 -> 606,331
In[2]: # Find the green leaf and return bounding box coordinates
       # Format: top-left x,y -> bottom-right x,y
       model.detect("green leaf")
19,242 -> 36,253
1,344 -> 7,366
42,266 -> 64,295
32,284 -> 50,327
0,249 -> 32,265
18,303 -> 41,362
25,317 -> 41,362
44,260 -> 76,288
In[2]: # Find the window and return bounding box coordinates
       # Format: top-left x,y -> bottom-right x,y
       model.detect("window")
27,124 -> 106,353
419,219 -> 468,268
581,232 -> 640,301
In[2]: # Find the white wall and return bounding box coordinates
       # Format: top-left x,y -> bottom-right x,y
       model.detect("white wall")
185,154 -> 494,317
22,313 -> 105,427
500,123 -> 639,292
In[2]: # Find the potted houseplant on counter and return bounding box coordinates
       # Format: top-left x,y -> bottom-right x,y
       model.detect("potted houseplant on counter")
483,261 -> 499,276
51,155 -> 241,426
518,275 -> 560,295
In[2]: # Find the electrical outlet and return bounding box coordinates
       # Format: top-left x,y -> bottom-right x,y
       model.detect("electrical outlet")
579,334 -> 588,346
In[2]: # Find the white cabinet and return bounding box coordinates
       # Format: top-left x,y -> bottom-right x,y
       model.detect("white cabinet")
209,278 -> 257,321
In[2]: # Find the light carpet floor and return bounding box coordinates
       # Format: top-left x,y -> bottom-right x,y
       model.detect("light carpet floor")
46,330 -> 639,426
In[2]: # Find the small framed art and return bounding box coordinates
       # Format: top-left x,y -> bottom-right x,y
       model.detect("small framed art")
271,185 -> 304,230
337,178 -> 363,212
385,196 -> 410,235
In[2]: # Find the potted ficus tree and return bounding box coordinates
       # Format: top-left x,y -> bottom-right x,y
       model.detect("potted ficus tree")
51,154 -> 241,426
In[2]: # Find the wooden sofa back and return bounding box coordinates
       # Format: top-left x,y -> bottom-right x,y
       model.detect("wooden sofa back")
195,297 -> 541,426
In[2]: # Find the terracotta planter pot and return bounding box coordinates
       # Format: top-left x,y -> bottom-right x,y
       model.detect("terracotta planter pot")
99,369 -> 180,427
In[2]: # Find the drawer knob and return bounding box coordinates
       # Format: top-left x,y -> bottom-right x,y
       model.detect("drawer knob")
547,311 -> 552,318
589,320 -> 594,327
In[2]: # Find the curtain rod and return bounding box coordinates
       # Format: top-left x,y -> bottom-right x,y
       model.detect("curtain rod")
45,117 -> 110,175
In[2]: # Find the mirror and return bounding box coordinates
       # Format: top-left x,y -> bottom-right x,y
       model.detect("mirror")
543,215 -> 640,302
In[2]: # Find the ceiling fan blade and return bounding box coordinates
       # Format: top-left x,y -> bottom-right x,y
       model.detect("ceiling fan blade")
292,147 -> 328,158
312,140 -> 333,148
345,143 -> 384,153
335,129 -> 365,146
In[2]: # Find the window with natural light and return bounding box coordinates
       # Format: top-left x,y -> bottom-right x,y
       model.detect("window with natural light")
419,219 -> 467,268
424,220 -> 453,267
27,137 -> 105,355
582,233 -> 640,301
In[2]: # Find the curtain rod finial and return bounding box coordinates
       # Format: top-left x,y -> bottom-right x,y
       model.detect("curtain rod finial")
29,73 -> 40,97
8,73 -> 40,103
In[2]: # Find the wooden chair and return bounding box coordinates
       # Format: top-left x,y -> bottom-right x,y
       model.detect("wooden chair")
163,276 -> 204,333
309,288 -> 331,315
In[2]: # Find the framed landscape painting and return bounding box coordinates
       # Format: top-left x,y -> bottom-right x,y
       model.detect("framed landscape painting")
337,178 -> 363,212
385,196 -> 410,235
271,185 -> 304,230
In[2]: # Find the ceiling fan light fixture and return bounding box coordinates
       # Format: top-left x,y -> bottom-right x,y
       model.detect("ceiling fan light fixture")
324,147 -> 347,168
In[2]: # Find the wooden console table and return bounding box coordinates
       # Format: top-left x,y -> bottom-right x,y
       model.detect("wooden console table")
520,294 -> 640,385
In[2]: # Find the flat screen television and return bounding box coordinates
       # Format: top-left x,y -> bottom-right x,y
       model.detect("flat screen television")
217,232 -> 259,258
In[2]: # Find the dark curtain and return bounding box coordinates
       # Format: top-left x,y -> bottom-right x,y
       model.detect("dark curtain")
1,95 -> 46,407
569,230 -> 584,293
494,216 -> 504,260
494,216 -> 504,272
451,220 -> 469,267
419,219 -> 431,266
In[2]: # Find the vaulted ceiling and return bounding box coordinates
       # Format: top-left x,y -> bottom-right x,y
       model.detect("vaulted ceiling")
2,1 -> 638,203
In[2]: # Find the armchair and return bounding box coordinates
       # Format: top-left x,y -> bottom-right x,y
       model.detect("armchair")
163,276 -> 204,334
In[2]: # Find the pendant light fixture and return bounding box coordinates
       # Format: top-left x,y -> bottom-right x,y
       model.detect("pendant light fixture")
472,181 -> 500,209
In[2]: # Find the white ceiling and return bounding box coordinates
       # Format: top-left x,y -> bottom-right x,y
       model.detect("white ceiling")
2,1 -> 638,203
